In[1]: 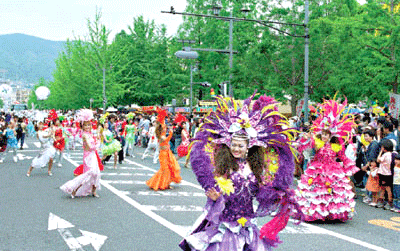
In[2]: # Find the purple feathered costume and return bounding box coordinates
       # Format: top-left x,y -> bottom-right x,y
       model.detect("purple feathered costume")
179,93 -> 303,251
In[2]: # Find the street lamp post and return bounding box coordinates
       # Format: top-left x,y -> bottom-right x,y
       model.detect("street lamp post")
163,3 -> 309,116
97,64 -> 112,114
174,48 -> 199,116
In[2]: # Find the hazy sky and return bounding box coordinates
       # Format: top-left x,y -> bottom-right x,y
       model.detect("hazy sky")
2,0 -> 367,42
1,0 -> 188,41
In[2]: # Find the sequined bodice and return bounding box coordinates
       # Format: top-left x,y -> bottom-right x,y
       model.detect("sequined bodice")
220,171 -> 259,222
126,125 -> 135,134
313,144 -> 337,164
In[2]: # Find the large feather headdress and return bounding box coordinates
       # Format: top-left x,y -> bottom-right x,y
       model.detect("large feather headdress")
312,99 -> 355,141
75,109 -> 94,123
195,92 -> 296,151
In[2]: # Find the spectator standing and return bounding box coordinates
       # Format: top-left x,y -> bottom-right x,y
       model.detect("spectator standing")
16,118 -> 26,149
392,154 -> 400,212
377,139 -> 394,209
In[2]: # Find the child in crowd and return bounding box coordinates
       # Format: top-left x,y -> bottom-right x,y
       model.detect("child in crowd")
365,159 -> 380,207
377,139 -> 394,210
393,154 -> 400,213
2,122 -> 18,163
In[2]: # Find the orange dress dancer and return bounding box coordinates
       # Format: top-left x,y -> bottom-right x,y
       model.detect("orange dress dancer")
146,109 -> 181,190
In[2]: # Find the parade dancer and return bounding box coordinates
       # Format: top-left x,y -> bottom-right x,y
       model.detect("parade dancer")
27,119 -> 36,138
179,93 -> 302,250
62,123 -> 72,158
60,109 -> 102,198
101,122 -> 121,169
1,122 -> 19,163
146,109 -> 181,190
124,114 -> 137,157
53,118 -> 65,167
296,99 -> 358,222
176,116 -> 190,168
142,120 -> 159,164
68,123 -> 79,150
26,122 -> 56,176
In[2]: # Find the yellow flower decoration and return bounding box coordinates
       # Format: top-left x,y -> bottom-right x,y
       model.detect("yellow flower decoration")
328,188 -> 332,194
242,121 -> 251,128
314,137 -> 325,150
308,178 -> 313,185
331,144 -> 342,153
237,217 -> 247,227
325,182 -> 331,187
215,177 -> 234,196
269,164 -> 279,173
360,134 -> 370,147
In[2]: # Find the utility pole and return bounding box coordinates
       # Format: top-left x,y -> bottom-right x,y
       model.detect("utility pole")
229,11 -> 233,97
102,68 -> 106,114
303,0 -> 310,124
190,65 -> 194,116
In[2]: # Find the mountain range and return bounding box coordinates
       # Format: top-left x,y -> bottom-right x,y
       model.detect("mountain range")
0,33 -> 65,84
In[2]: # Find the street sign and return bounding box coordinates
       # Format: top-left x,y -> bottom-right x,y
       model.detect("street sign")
48,213 -> 107,251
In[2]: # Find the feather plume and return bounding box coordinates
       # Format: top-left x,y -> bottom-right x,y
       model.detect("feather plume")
75,109 -> 94,122
156,108 -> 167,124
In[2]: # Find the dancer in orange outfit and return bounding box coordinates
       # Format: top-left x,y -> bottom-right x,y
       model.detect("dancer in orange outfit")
146,109 -> 181,190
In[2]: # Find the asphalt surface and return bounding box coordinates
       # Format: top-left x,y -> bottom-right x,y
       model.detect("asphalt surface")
1,136 -> 399,251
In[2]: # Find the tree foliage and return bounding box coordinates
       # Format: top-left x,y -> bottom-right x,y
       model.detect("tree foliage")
29,0 -> 400,114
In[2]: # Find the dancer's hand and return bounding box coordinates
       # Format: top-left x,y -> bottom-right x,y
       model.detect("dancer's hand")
206,187 -> 221,201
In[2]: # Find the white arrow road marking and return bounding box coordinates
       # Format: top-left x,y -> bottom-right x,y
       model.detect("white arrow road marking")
48,213 -> 74,230
57,228 -> 84,251
48,213 -> 107,251
76,230 -> 108,251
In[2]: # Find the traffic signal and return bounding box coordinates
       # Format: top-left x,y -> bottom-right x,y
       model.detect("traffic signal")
198,89 -> 203,100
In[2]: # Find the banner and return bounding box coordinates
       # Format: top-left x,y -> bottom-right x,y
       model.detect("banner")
196,107 -> 216,112
175,107 -> 190,113
198,101 -> 217,106
142,106 -> 157,111
389,93 -> 400,119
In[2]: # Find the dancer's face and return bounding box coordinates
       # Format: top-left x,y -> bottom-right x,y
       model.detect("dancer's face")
230,139 -> 248,159
321,132 -> 331,143
83,122 -> 91,132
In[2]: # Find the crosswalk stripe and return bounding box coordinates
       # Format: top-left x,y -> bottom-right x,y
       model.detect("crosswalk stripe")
143,205 -> 203,212
135,191 -> 205,197
102,180 -> 146,185
101,173 -> 153,177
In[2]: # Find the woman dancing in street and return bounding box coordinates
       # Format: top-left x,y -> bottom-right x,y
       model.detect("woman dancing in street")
296,99 -> 358,222
124,115 -> 137,158
101,122 -> 121,169
26,122 -> 56,176
53,119 -> 65,167
180,93 -> 302,250
60,109 -> 102,198
146,109 -> 181,190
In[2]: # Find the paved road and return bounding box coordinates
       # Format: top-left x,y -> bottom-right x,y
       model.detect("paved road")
1,137 -> 399,251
